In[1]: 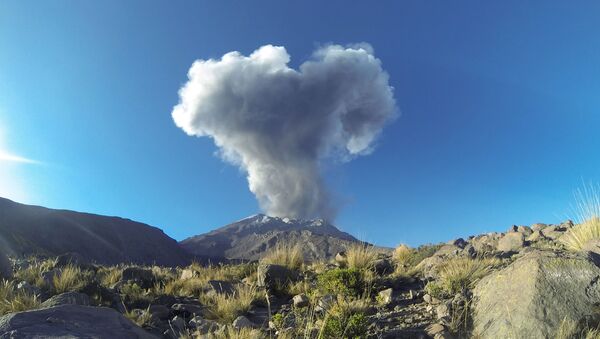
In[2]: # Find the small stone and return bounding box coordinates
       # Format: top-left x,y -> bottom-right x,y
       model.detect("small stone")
232,315 -> 254,329
436,302 -> 451,320
423,294 -> 432,304
316,294 -> 336,312
180,269 -> 196,280
426,323 -> 446,336
335,251 -> 347,266
378,288 -> 398,305
293,293 -> 309,308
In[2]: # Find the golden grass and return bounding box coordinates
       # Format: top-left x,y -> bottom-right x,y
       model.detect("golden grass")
346,243 -> 377,271
98,266 -> 123,288
200,326 -> 265,339
0,280 -> 41,316
53,265 -> 90,293
561,184 -> 600,251
201,284 -> 257,323
14,257 -> 57,288
436,257 -> 501,295
261,242 -> 304,270
393,244 -> 413,267
159,263 -> 255,297
125,307 -> 153,327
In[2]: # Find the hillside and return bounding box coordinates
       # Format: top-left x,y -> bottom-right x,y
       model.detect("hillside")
180,214 -> 377,262
0,197 -> 189,266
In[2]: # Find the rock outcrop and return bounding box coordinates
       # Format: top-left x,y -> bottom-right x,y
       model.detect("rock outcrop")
0,305 -> 158,338
473,250 -> 600,338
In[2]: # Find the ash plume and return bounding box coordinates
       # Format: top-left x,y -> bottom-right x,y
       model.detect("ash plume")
172,44 -> 397,219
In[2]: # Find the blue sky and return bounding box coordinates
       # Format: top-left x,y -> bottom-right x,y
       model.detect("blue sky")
1,1 -> 599,247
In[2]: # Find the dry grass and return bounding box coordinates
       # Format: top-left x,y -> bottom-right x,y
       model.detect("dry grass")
0,280 -> 41,316
393,244 -> 413,267
98,266 -> 123,288
199,326 -> 265,339
14,257 -> 57,288
346,243 -> 378,271
160,263 -> 255,297
436,257 -> 501,295
561,184 -> 600,251
201,284 -> 258,323
53,265 -> 90,293
125,307 -> 153,327
261,242 -> 304,270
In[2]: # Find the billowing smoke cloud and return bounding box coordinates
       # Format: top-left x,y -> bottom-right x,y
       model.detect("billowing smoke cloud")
172,44 -> 397,219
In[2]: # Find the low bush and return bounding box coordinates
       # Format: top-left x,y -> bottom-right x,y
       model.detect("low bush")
318,268 -> 364,297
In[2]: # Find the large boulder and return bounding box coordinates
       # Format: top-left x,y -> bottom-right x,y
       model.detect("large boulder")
41,292 -> 90,308
473,250 -> 600,338
496,232 -> 526,252
0,304 -> 158,338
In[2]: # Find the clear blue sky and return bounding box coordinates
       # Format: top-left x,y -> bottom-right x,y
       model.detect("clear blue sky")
1,1 -> 599,247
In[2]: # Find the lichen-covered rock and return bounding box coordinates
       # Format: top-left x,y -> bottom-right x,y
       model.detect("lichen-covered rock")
0,304 -> 157,338
473,251 -> 600,338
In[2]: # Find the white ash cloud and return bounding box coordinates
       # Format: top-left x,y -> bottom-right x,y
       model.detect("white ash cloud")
172,44 -> 397,219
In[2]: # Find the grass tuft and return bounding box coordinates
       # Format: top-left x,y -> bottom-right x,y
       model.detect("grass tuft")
53,265 -> 90,294
0,280 -> 41,316
201,284 -> 258,323
561,183 -> 600,251
346,243 -> 377,271
261,242 -> 304,271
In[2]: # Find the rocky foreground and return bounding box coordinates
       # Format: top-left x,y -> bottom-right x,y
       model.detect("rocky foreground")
0,219 -> 599,338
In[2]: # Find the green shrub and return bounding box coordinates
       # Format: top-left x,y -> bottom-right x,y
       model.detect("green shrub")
321,312 -> 369,339
318,268 -> 364,297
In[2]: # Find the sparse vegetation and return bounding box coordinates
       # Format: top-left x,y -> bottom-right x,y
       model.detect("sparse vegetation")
261,242 -> 304,270
318,268 -> 364,297
0,280 -> 41,316
428,257 -> 501,297
393,244 -> 413,267
201,283 -> 258,323
125,307 -> 153,327
345,243 -> 377,271
52,265 -> 90,293
561,184 -> 600,251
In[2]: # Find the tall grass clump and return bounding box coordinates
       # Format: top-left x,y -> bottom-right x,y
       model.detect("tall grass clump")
14,257 -> 57,288
346,243 -> 377,271
561,183 -> 600,251
53,265 -> 90,293
0,280 -> 41,315
427,257 -> 501,297
261,242 -> 304,270
393,244 -> 413,267
201,284 -> 258,323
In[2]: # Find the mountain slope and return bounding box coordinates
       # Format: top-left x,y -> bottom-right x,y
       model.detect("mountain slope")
180,214 -> 372,261
0,197 -> 190,266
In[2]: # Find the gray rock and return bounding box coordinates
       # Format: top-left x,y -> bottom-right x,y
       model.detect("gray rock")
447,238 -> 467,249
206,280 -> 236,296
171,303 -> 204,318
335,251 -> 347,266
526,230 -> 547,242
232,315 -> 254,329
121,267 -> 155,288
55,252 -> 90,268
436,302 -> 451,321
257,264 -> 299,290
41,292 -> 90,308
378,288 -> 400,305
180,268 -> 196,280
531,223 -> 547,232
516,226 -> 533,236
149,304 -> 171,321
0,250 -> 11,279
473,251 -> 600,338
373,258 -> 394,275
189,316 -> 220,334
496,232 -> 525,252
0,304 -> 157,338
293,293 -> 309,308
170,315 -> 186,331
